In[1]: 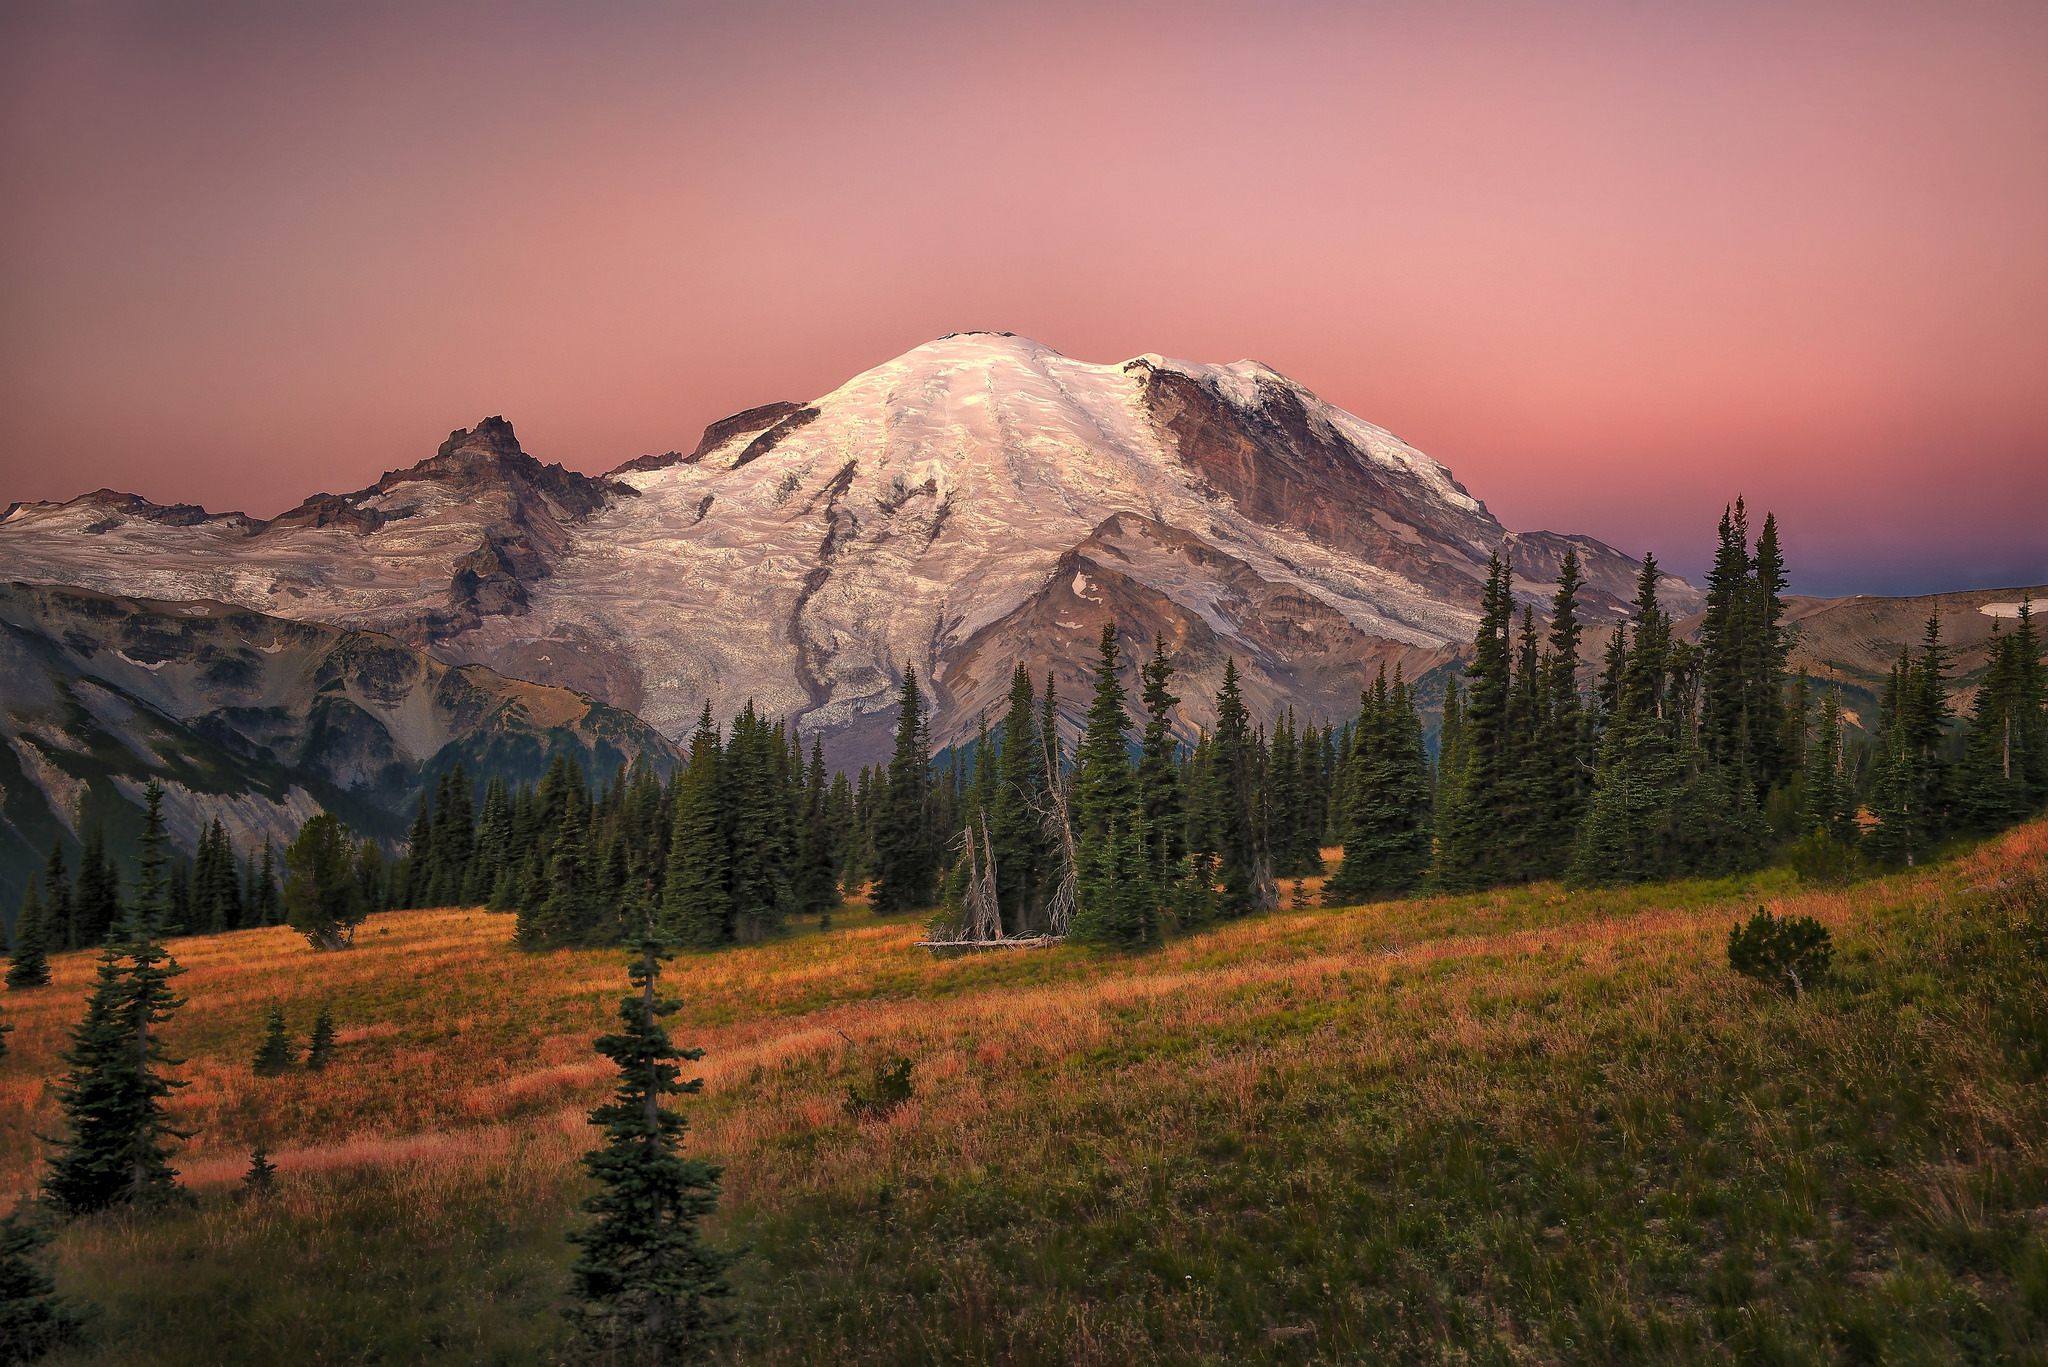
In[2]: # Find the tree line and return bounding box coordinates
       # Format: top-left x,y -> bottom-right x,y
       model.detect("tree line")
7,501 -> 2045,972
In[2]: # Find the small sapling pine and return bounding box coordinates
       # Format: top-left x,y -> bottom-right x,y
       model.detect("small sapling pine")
244,1144 -> 278,1195
1727,906 -> 1834,997
0,1212 -> 85,1358
252,1003 -> 296,1075
306,1007 -> 337,1070
566,913 -> 733,1361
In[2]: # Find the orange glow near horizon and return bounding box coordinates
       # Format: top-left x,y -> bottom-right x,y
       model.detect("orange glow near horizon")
1,2 -> 2043,595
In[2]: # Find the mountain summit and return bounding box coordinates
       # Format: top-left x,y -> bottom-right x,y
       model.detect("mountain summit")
0,334 -> 1697,761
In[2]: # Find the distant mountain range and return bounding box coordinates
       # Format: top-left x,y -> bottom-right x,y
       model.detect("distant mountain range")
1,333 -> 2035,903
0,333 -> 1699,766
0,581 -> 679,909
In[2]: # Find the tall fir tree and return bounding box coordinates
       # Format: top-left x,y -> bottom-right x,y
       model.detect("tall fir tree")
44,781 -> 190,1214
1205,660 -> 1272,915
871,667 -> 936,913
794,738 -> 841,924
41,839 -> 72,956
663,706 -> 732,948
1434,553 -> 1516,890
9,877 -> 52,989
1569,556 -> 1687,886
73,824 -> 120,950
989,664 -> 1044,933
1326,667 -> 1434,902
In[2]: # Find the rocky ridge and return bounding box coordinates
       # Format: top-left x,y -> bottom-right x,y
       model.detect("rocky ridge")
0,334 -> 1703,764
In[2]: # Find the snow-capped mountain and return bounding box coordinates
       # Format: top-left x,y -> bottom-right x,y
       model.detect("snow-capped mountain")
0,333 -> 1699,762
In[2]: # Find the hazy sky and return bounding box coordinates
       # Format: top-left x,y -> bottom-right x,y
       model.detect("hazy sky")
3,1 -> 2043,595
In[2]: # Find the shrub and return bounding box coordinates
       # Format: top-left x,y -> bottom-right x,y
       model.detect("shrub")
844,1055 -> 915,1120
1788,829 -> 1860,886
1728,906 -> 1833,997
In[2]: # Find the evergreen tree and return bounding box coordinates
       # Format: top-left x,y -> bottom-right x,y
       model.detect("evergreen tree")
9,878 -> 52,989
1267,711 -> 1308,877
282,814 -> 365,950
1868,612 -> 1956,859
1434,553 -> 1516,890
523,814 -> 591,950
252,1002 -> 295,1075
1957,608 -> 2044,832
401,795 -> 434,910
1071,625 -> 1138,842
566,923 -> 733,1359
1070,812 -> 1159,949
1206,660 -> 1272,915
467,777 -> 512,906
1135,637 -> 1184,887
1528,549 -> 1591,877
1326,667 -> 1434,902
252,839 -> 280,927
307,1007 -> 337,1070
433,763 -> 477,906
871,668 -> 936,913
723,704 -> 794,942
1569,556 -> 1688,886
72,825 -> 120,950
794,738 -> 841,925
44,784 -> 190,1214
41,840 -> 72,957
989,665 -> 1044,933
663,706 -> 732,948
1803,689 -> 1859,846
0,1213 -> 84,1359
243,1144 -> 278,1195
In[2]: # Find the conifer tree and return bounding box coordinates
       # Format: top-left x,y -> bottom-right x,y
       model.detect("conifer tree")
1071,812 -> 1158,948
663,706 -> 731,948
1205,660 -> 1272,915
523,814 -> 591,950
871,667 -> 936,913
723,704 -> 794,941
794,738 -> 841,925
44,782 -> 190,1214
283,814 -> 365,950
72,824 -> 120,950
1569,556 -> 1687,886
1530,549 -> 1590,876
253,838 -> 280,926
9,877 -> 52,989
0,1213 -> 84,1358
1072,625 -> 1149,934
1136,637 -> 1184,886
243,1144 -> 278,1195
252,1002 -> 295,1075
1071,625 -> 1138,841
1327,667 -> 1434,902
1802,689 -> 1858,845
401,795 -> 434,910
566,921 -> 732,1359
41,840 -> 72,956
989,664 -> 1044,932
1434,553 -> 1516,890
307,1006 -> 337,1070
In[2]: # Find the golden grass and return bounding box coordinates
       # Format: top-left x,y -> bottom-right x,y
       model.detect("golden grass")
2,823 -> 2044,1363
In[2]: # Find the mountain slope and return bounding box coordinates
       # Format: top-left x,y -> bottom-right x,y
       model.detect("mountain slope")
0,581 -> 681,911
0,334 -> 1698,762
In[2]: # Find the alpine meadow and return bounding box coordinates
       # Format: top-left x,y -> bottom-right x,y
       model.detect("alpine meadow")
6,6 -> 2048,1360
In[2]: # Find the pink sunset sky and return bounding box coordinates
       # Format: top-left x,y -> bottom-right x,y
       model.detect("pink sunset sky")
2,1 -> 2043,596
